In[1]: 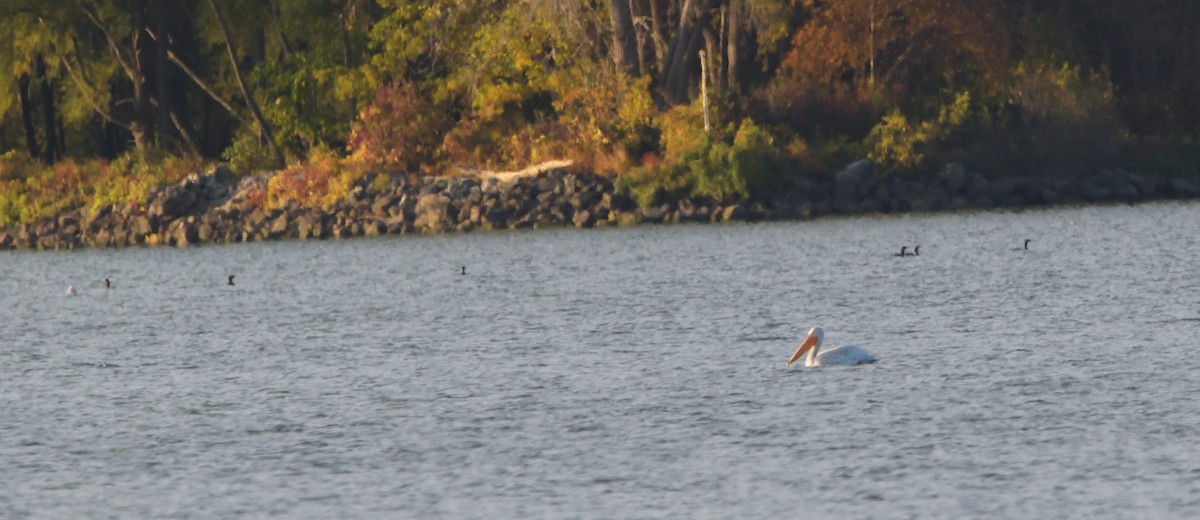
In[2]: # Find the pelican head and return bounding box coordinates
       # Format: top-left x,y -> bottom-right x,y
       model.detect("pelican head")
787,327 -> 824,366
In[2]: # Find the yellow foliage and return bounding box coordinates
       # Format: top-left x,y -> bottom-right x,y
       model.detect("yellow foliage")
266,148 -> 366,210
867,92 -> 972,173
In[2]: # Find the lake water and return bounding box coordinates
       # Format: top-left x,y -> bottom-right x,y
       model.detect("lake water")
3,201 -> 1200,519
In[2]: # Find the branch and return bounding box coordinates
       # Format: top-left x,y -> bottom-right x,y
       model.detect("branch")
144,27 -> 244,120
59,55 -> 133,132
207,0 -> 285,168
81,1 -> 138,84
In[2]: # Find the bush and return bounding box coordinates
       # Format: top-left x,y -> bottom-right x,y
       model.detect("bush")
616,116 -> 779,206
347,80 -> 449,176
1007,62 -> 1123,168
866,91 -> 972,175
0,149 -> 203,226
266,147 -> 366,210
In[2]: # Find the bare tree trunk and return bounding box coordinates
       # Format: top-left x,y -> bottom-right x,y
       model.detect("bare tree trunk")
648,0 -> 668,67
207,0 -> 286,168
725,0 -> 739,92
661,0 -> 719,104
608,0 -> 640,76
130,0 -> 153,148
154,0 -> 172,148
36,56 -> 60,164
18,73 -> 39,160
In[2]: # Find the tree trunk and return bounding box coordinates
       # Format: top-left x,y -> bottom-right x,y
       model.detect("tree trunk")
660,0 -> 719,104
725,0 -> 740,92
130,0 -> 153,148
18,73 -> 39,160
648,0 -> 668,67
154,0 -> 173,148
36,56 -> 60,164
608,0 -> 640,76
207,0 -> 286,168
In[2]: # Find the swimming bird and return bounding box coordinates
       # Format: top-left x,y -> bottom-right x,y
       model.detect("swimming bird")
103,277 -> 111,290
787,327 -> 877,367
894,246 -> 908,257
913,245 -> 920,256
1024,239 -> 1031,250
461,266 -> 466,275
66,285 -> 76,296
227,275 -> 235,286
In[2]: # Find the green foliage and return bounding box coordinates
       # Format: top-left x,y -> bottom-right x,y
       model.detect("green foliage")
1007,62 -> 1122,167
266,147 -> 366,210
0,148 -> 203,226
224,131 -> 286,175
616,113 -> 779,206
1120,138 -> 1200,178
866,92 -> 972,174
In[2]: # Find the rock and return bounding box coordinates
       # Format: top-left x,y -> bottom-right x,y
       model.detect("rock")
371,195 -> 399,218
835,159 -> 875,201
721,204 -> 748,222
167,219 -> 199,246
964,171 -> 992,200
198,222 -> 215,242
940,163 -> 967,194
483,206 -> 511,229
1168,178 -> 1200,198
413,193 -> 452,232
267,214 -> 290,238
572,209 -> 594,228
638,205 -> 666,223
364,219 -> 386,237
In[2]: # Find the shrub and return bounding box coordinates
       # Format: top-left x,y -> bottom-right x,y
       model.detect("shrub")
1008,62 -> 1123,168
266,147 -> 365,210
866,91 -> 972,174
347,80 -> 449,176
616,116 -> 779,206
0,149 -> 205,226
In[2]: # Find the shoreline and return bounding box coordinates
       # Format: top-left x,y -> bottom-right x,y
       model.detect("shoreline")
2,161 -> 1198,251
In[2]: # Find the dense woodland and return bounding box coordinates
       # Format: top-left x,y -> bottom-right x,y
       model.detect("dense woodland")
3,0 -> 1200,224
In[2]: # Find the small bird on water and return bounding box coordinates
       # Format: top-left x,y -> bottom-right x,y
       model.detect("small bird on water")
103,277 -> 111,290
227,275 -> 235,286
66,285 -> 76,296
461,266 -> 466,275
1024,239 -> 1032,250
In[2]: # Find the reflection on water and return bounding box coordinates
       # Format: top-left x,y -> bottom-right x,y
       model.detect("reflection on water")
3,201 -> 1200,518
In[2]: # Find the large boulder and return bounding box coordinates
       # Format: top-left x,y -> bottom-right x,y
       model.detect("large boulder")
413,193 -> 452,232
835,159 -> 875,202
940,163 -> 967,194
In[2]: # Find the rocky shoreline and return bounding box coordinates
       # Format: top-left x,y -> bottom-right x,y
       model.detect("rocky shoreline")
2,160 -> 1198,251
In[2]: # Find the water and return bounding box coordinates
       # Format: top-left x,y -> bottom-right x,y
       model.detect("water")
3,202 -> 1200,519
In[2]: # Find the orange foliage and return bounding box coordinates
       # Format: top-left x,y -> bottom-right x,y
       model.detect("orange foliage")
347,80 -> 449,175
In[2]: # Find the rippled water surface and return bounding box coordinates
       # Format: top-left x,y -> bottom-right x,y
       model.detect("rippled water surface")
3,202 -> 1200,518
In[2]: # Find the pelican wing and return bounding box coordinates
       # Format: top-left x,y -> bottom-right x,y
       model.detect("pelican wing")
816,345 -> 877,366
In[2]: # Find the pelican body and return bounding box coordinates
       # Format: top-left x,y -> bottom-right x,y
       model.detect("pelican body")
787,327 -> 877,367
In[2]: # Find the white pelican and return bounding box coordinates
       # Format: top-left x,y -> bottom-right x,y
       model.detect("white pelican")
786,327 -> 877,367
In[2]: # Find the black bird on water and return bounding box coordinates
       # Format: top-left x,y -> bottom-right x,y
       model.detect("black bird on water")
895,246 -> 920,257
227,275 -> 236,286
1024,239 -> 1032,250
460,266 -> 466,275
103,277 -> 111,290
895,246 -> 908,257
